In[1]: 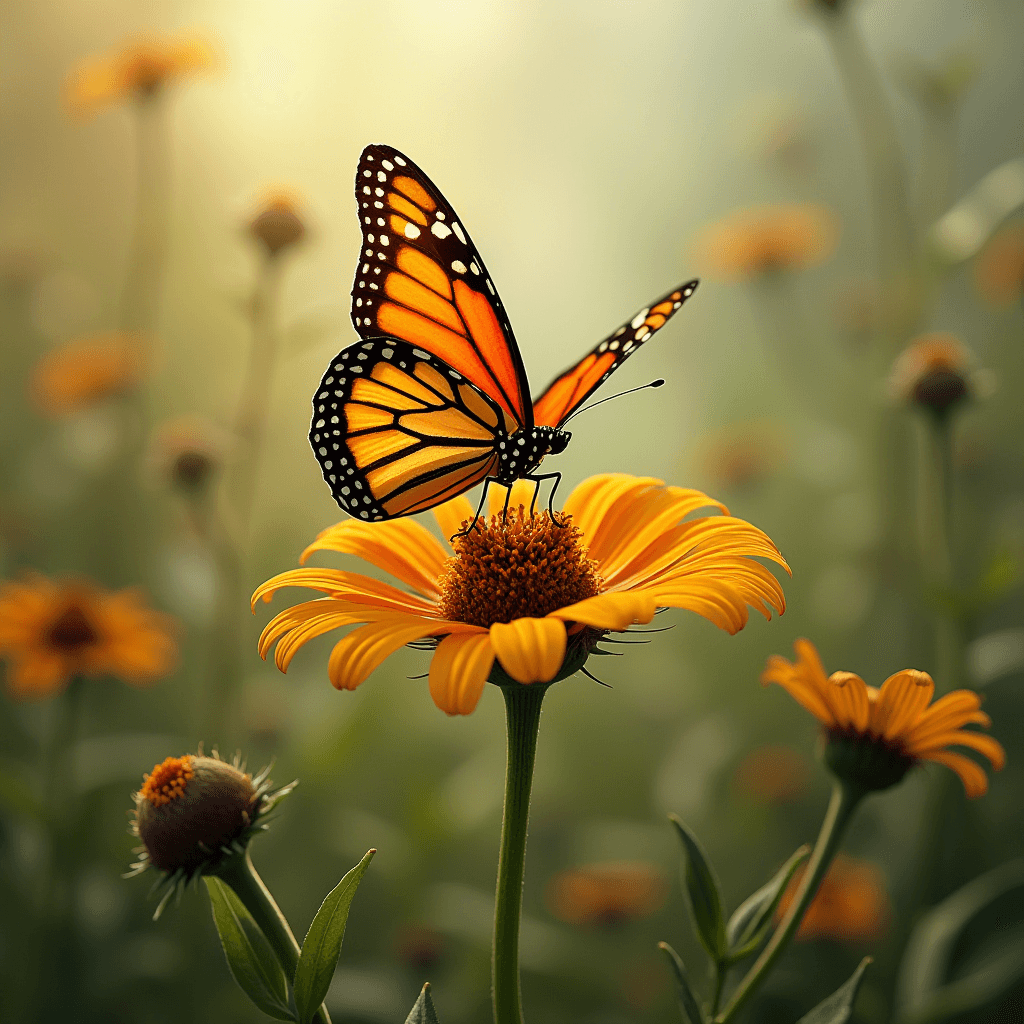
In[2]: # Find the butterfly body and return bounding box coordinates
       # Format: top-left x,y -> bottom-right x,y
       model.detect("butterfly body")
310,144 -> 698,521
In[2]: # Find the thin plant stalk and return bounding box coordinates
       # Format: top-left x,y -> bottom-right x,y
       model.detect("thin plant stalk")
493,683 -> 547,1024
715,780 -> 864,1024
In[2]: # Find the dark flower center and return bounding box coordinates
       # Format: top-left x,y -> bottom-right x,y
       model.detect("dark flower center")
824,730 -> 915,793
173,450 -> 214,490
913,368 -> 969,413
436,508 -> 602,628
47,604 -> 98,652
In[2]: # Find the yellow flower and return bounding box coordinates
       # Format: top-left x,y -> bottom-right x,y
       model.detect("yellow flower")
693,204 -> 839,281
762,639 -> 1005,797
0,574 -> 177,700
249,188 -> 307,256
888,333 -> 989,416
778,854 -> 889,942
30,333 -> 145,417
65,33 -> 219,116
974,221 -> 1024,307
254,475 -> 789,716
546,861 -> 667,927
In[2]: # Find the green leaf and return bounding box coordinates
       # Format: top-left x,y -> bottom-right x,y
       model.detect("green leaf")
658,942 -> 705,1024
293,849 -> 375,1024
405,982 -> 442,1024
670,814 -> 727,962
896,859 -> 1024,1024
726,845 -> 811,962
204,877 -> 296,1021
797,958 -> 871,1023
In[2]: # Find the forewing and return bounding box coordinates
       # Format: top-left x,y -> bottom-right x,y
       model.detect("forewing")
352,144 -> 531,431
310,338 -> 504,520
531,280 -> 699,428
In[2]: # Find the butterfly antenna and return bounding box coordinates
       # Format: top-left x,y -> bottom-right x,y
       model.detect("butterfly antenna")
562,379 -> 665,425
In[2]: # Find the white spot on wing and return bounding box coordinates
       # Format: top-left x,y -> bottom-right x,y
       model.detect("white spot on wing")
404,223 -> 421,239
451,260 -> 467,273
382,159 -> 394,170
431,222 -> 452,239
452,222 -> 467,244
631,309 -> 649,329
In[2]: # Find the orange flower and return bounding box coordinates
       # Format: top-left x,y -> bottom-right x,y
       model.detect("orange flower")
30,333 -> 145,417
734,745 -> 810,804
0,574 -> 177,700
254,475 -> 789,716
547,861 -> 667,927
762,639 -> 1005,797
778,854 -> 889,942
974,221 -> 1024,306
888,333 -> 989,416
694,204 -> 839,281
65,33 -> 219,116
249,189 -> 307,256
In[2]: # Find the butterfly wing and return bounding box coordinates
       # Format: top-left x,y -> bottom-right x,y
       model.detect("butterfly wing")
531,280 -> 699,428
310,338 -> 508,520
352,144 -> 531,432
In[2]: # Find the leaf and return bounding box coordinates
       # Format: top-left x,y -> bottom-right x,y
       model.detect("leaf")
896,860 -> 1024,1024
797,958 -> 871,1024
293,849 -> 375,1024
658,942 -> 705,1024
405,982 -> 442,1024
204,877 -> 296,1021
670,814 -> 727,962
726,845 -> 811,962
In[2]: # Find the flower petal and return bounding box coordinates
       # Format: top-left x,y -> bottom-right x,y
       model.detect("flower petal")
919,750 -> 991,798
562,474 -> 665,563
433,495 -> 476,548
871,670 -> 935,740
761,640 -> 837,727
903,689 -> 983,739
644,580 -> 750,633
252,568 -> 437,615
827,672 -> 871,733
300,519 -> 447,598
911,730 -> 1006,770
548,592 -> 656,632
429,632 -> 495,715
490,617 -> 567,684
258,600 -> 368,671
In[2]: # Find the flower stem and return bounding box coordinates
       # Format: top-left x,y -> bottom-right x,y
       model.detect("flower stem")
493,683 -> 547,1024
715,781 -> 864,1023
217,849 -> 332,1024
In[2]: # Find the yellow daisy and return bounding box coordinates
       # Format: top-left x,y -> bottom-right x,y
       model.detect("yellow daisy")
254,475 -> 789,716
762,639 -> 1005,797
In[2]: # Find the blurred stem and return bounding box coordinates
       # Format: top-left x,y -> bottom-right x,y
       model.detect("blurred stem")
917,105 -> 959,239
817,7 -> 921,342
218,849 -> 332,1024
709,963 -> 726,1018
493,683 -> 546,1024
715,781 -> 864,1024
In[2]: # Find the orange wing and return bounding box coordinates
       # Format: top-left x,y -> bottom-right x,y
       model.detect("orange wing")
310,338 -> 506,520
531,280 -> 698,428
352,144 -> 531,432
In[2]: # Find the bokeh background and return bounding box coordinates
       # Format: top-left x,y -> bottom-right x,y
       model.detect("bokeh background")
2,1 -> 1023,1022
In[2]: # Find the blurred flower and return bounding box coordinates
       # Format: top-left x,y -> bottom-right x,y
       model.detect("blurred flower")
698,422 -> 783,490
693,204 -> 839,281
255,475 -> 788,716
249,189 -> 307,257
974,221 -> 1024,306
734,745 -> 810,804
889,334 -> 992,418
30,333 -> 145,417
0,574 -> 177,700
547,861 -> 667,927
778,854 -> 889,941
65,33 -> 219,116
149,415 -> 227,495
127,751 -> 294,917
762,639 -> 1005,797
395,924 -> 444,972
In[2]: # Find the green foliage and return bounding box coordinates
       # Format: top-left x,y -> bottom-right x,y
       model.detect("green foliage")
658,942 -> 705,1024
670,814 -> 727,962
796,958 -> 871,1024
896,860 -> 1024,1024
205,876 -> 296,1022
405,982 -> 442,1024
293,848 -> 376,1024
725,844 -> 811,963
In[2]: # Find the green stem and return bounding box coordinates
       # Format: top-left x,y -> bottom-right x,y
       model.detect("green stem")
715,781 -> 864,1023
218,849 -> 332,1024
709,963 -> 727,1018
493,683 -> 547,1024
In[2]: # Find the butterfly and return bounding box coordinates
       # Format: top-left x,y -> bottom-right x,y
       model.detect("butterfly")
310,143 -> 698,523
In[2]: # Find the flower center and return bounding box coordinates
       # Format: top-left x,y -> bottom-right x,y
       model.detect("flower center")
141,755 -> 195,807
436,508 -> 602,628
46,604 -> 98,652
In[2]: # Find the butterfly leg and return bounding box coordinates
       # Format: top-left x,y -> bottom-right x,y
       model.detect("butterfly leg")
453,479 -> 493,540
526,472 -> 564,524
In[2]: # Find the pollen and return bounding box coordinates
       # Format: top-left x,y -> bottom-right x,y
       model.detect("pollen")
436,507 -> 602,628
141,755 -> 194,807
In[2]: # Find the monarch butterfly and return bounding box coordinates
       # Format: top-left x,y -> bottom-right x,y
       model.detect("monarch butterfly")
310,144 -> 698,523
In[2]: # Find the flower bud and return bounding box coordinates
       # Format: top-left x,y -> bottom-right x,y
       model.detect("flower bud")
250,191 -> 306,256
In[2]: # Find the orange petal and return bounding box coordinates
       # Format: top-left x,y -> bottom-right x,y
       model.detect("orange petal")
905,689 -> 983,737
871,670 -> 935,740
761,642 -> 837,727
489,617 -> 567,684
300,519 -> 447,598
429,631 -> 494,715
644,580 -> 750,633
911,730 -> 1006,770
919,750 -> 991,798
827,672 -> 871,733
562,474 -> 665,563
433,494 -> 476,548
259,601 -> 368,672
548,592 -> 656,632
252,568 -> 436,615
